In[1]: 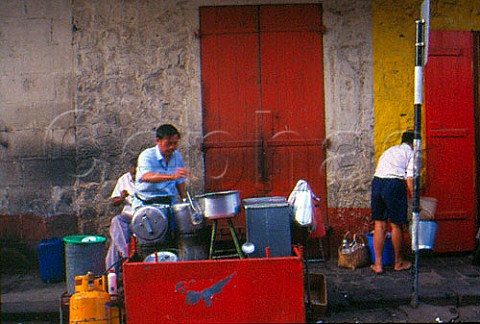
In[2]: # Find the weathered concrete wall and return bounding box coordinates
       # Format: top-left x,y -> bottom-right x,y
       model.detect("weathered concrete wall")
322,0 -> 375,208
0,0 -> 75,217
0,0 -> 375,237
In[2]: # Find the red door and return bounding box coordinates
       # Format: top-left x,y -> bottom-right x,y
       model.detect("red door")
424,30 -> 477,253
200,5 -> 327,227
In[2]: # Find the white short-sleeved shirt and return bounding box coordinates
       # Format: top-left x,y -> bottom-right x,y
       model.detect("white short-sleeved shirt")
374,143 -> 414,180
110,172 -> 136,215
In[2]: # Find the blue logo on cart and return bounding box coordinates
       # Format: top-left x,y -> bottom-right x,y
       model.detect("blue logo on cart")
176,272 -> 236,306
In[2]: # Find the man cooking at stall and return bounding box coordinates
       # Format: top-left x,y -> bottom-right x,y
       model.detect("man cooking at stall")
133,123 -> 189,210
130,124 -> 190,256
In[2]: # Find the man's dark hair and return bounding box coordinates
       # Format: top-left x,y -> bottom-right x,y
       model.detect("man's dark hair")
401,131 -> 415,145
156,124 -> 181,139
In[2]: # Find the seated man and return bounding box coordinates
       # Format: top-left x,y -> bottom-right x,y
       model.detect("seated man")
105,159 -> 136,272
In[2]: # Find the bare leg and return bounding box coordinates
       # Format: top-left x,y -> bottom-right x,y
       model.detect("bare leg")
391,223 -> 411,271
371,220 -> 387,274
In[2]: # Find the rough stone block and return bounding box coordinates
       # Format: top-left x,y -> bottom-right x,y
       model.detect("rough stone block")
0,0 -> 24,17
8,129 -> 49,158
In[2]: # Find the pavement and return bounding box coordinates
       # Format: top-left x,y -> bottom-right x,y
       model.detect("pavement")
2,252 -> 480,323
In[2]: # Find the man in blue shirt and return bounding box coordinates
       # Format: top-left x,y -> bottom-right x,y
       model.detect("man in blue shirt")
133,124 -> 189,210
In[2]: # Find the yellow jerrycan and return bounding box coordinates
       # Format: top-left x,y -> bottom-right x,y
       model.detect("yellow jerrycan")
69,272 -> 120,324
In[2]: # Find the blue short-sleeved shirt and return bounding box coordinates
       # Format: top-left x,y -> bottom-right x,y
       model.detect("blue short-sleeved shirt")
132,145 -> 185,210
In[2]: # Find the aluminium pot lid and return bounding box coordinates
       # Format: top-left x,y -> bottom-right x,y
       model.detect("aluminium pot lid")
131,206 -> 169,242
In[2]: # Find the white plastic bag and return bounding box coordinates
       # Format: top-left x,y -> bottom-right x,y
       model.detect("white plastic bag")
288,179 -> 318,228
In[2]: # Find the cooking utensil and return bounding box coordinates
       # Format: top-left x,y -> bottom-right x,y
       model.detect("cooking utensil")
195,190 -> 241,219
143,251 -> 178,263
172,202 -> 205,234
131,205 -> 169,243
186,191 -> 203,225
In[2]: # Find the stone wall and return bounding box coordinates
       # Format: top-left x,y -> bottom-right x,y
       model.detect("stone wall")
0,0 -> 75,218
0,0 -> 375,236
323,0 -> 375,208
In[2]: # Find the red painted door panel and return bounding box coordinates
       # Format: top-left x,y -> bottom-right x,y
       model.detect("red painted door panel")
200,5 -> 327,226
260,5 -> 325,195
425,30 -> 477,252
200,6 -> 260,193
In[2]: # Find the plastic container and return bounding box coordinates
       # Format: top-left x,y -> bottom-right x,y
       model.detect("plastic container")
108,269 -> 117,295
408,197 -> 438,220
366,232 -> 394,265
38,237 -> 65,283
64,235 -> 106,294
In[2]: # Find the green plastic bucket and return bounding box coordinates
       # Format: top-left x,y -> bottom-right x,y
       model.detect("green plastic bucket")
63,235 -> 106,294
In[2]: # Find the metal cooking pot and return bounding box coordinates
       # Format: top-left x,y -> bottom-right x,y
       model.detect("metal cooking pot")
131,205 -> 169,243
195,190 -> 241,219
172,202 -> 205,234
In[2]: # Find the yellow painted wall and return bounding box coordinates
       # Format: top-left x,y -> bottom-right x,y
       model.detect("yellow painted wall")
372,0 -> 480,157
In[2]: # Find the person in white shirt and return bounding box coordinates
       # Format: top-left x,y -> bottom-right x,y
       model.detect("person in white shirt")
370,131 -> 414,274
105,159 -> 137,272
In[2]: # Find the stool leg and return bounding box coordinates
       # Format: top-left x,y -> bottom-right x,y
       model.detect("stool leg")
227,218 -> 244,258
306,238 -> 326,264
317,238 -> 326,264
209,220 -> 218,259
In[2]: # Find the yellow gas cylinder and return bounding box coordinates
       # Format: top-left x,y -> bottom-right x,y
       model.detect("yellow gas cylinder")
69,272 -> 119,324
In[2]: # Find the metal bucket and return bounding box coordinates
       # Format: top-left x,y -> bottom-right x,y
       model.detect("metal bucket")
63,235 -> 106,295
172,202 -> 205,234
409,220 -> 438,250
176,232 -> 209,261
195,190 -> 241,219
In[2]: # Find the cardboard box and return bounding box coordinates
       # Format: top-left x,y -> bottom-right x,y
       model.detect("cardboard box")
305,272 -> 327,320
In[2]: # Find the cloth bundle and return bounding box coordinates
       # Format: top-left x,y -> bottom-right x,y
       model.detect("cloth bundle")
288,179 -> 319,229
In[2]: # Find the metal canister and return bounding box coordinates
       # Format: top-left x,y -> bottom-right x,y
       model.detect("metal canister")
176,229 -> 209,261
69,272 -> 120,324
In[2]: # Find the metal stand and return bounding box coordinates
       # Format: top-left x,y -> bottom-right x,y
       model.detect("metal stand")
209,218 -> 245,259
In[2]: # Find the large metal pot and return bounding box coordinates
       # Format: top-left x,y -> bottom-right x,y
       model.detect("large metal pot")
172,202 -> 205,234
131,205 -> 169,244
195,190 -> 241,219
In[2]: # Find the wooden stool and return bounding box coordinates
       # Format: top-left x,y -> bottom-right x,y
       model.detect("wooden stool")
209,217 -> 244,259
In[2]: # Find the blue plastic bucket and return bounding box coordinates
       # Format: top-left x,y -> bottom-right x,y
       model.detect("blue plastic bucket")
38,237 -> 65,283
63,235 -> 106,294
366,232 -> 394,265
